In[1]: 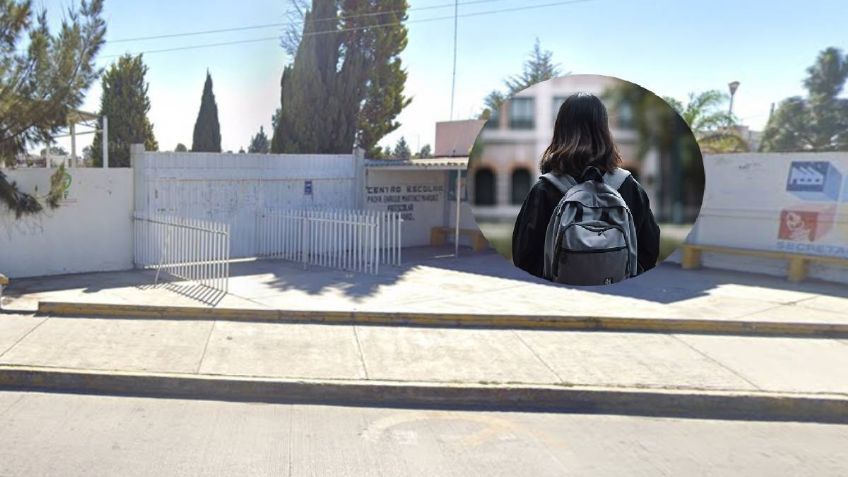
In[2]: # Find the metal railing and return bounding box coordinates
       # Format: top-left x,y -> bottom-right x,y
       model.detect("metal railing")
133,212 -> 230,294
257,208 -> 402,274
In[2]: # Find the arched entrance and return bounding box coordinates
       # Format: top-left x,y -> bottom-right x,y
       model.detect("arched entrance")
473,168 -> 496,206
510,167 -> 532,204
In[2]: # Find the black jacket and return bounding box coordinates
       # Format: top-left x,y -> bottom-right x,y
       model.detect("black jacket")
512,174 -> 661,280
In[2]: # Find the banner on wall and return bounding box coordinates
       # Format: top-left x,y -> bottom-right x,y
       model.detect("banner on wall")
699,153 -> 848,259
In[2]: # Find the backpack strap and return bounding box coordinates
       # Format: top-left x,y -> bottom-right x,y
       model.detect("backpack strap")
540,172 -> 578,195
602,168 -> 631,190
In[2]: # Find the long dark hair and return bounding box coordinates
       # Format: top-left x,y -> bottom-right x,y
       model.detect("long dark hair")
539,93 -> 622,177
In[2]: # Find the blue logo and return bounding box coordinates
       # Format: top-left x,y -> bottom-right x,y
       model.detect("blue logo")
786,161 -> 842,201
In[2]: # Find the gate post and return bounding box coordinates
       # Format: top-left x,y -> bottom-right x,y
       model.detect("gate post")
354,147 -> 366,209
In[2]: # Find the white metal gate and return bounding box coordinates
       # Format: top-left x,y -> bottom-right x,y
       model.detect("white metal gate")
132,150 -> 359,258
133,212 -> 231,294
257,208 -> 402,274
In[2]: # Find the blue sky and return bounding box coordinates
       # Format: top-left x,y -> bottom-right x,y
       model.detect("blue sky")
42,0 -> 848,154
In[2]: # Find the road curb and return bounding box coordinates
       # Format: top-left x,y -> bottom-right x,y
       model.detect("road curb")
1,366 -> 847,423
36,300 -> 848,337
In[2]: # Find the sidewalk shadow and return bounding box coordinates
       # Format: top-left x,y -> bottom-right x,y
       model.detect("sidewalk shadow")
7,247 -> 846,308
413,251 -> 848,305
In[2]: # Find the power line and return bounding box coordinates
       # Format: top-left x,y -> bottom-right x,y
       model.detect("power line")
304,0 -> 593,37
106,0 -> 514,44
102,36 -> 279,59
102,0 -> 594,59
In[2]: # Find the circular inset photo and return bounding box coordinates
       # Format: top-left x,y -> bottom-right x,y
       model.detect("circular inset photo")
470,74 -> 704,286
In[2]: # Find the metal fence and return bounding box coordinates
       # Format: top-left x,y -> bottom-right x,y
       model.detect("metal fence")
257,208 -> 402,274
133,213 -> 230,294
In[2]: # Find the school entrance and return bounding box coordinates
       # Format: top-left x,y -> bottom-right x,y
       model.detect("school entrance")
128,146 -> 472,299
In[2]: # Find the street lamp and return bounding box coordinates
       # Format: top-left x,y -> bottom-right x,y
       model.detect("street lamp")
728,81 -> 740,116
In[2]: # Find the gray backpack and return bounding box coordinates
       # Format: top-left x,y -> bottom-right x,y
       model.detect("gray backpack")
541,168 -> 638,286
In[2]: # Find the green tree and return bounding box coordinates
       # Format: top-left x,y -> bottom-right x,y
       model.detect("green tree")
761,47 -> 848,152
353,0 -> 412,158
391,136 -> 411,160
248,126 -> 270,153
191,71 -> 222,152
505,39 -> 562,94
40,146 -> 68,157
604,83 -> 704,223
480,90 -> 506,120
272,0 -> 410,155
272,0 -> 353,153
174,143 -> 187,152
415,144 -> 432,158
664,90 -> 747,153
0,0 -> 105,216
90,54 -> 158,167
479,39 -> 561,119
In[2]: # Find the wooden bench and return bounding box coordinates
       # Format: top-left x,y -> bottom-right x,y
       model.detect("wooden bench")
680,244 -> 848,283
0,273 -> 8,310
430,227 -> 489,252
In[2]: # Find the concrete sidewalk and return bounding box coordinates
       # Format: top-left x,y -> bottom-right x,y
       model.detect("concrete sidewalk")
3,248 -> 848,328
1,312 -> 847,421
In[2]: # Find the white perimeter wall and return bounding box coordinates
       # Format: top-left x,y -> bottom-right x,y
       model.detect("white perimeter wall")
683,152 -> 848,284
0,168 -> 133,278
133,150 -> 359,257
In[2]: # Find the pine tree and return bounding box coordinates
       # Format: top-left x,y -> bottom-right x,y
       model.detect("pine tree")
350,0 -> 412,158
415,144 -> 432,158
505,39 -> 562,94
479,39 -> 562,119
248,126 -> 270,153
392,136 -> 411,160
0,0 -> 105,216
479,90 -> 506,120
191,71 -> 222,152
761,47 -> 848,152
91,54 -> 158,167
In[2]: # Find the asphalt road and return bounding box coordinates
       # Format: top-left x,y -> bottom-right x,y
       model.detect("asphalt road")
1,391 -> 846,476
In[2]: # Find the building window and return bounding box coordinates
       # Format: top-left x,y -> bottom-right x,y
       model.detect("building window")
508,97 -> 535,130
510,168 -> 532,205
473,168 -> 496,206
617,101 -> 634,129
552,96 -> 567,122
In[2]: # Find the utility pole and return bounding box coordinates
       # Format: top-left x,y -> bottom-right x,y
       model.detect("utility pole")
449,0 -> 458,120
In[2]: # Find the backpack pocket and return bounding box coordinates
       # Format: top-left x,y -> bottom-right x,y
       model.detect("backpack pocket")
553,223 -> 629,286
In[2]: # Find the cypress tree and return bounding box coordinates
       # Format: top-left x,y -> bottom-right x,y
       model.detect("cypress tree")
273,1 -> 332,153
191,71 -> 222,152
272,0 -> 410,155
91,54 -> 158,167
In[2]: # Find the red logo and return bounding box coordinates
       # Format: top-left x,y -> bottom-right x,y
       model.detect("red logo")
779,210 -> 818,242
